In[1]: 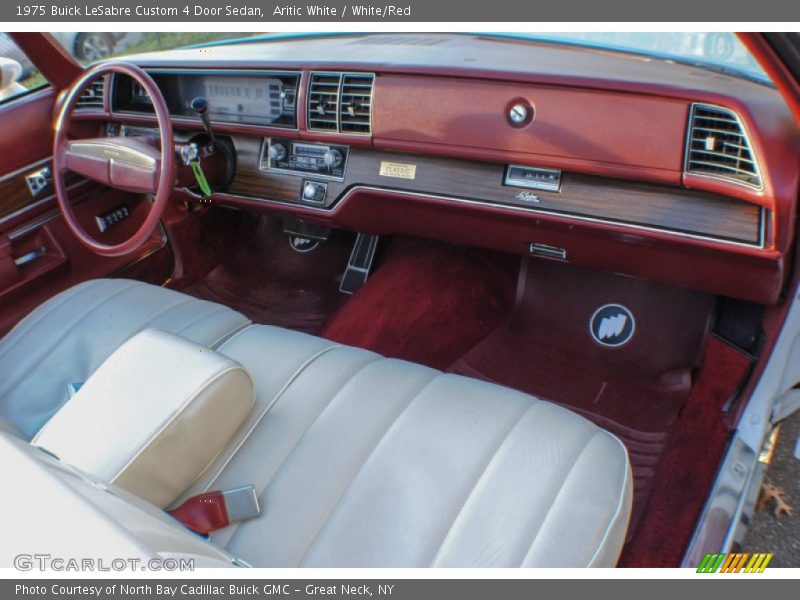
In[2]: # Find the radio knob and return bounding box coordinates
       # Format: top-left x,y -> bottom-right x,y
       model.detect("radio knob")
268,143 -> 287,162
323,149 -> 343,169
303,182 -> 318,200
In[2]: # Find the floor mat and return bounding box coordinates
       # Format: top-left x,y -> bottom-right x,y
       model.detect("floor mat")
322,237 -> 519,370
181,217 -> 354,334
620,335 -> 752,567
450,257 -> 715,530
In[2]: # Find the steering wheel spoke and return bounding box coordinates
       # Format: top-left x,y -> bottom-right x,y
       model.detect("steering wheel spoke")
53,63 -> 174,257
62,137 -> 162,195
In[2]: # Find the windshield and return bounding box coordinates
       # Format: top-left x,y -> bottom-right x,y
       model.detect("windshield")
488,33 -> 767,82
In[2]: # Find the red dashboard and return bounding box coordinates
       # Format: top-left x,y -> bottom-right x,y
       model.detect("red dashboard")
65,33 -> 800,304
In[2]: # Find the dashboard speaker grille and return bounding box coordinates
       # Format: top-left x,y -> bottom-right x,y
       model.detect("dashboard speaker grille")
308,72 -> 374,134
685,103 -> 762,189
76,77 -> 106,110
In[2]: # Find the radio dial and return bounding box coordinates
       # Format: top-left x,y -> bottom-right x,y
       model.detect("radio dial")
268,143 -> 288,162
323,149 -> 343,169
303,183 -> 318,200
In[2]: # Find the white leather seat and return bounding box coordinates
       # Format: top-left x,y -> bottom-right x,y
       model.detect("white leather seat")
0,281 -> 632,567
179,325 -> 633,568
0,279 -> 250,439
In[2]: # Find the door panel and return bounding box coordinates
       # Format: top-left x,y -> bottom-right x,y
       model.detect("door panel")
0,87 -> 171,337
0,89 -> 54,175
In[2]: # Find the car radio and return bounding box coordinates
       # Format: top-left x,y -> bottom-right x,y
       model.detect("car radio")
261,138 -> 349,180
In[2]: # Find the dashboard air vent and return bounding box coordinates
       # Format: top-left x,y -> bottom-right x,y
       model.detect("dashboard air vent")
76,77 -> 105,110
307,72 -> 374,134
339,73 -> 374,133
685,103 -> 762,189
308,72 -> 342,131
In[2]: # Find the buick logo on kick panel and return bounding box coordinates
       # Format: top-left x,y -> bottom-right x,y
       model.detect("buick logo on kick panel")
590,304 -> 635,347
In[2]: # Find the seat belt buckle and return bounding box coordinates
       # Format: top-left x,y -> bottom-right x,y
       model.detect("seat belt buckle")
169,485 -> 261,536
221,485 -> 261,522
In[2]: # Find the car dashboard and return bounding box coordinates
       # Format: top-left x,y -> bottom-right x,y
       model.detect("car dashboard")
71,33 -> 800,304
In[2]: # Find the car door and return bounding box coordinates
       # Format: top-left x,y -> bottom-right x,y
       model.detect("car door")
0,33 -> 171,336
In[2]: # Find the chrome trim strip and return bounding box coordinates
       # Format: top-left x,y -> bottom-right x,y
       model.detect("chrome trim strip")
8,207 -> 62,240
684,102 -> 765,192
226,184 -> 766,250
0,197 -> 55,230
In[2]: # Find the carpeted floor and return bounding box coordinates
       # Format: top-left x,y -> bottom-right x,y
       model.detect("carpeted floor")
180,217 -> 355,334
322,236 -> 520,370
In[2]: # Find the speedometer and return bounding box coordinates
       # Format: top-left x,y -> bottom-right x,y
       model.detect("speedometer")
192,76 -> 283,123
113,70 -> 300,129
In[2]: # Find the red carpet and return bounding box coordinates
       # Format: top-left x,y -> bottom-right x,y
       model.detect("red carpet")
322,237 -> 519,370
181,217 -> 355,334
619,335 -> 751,567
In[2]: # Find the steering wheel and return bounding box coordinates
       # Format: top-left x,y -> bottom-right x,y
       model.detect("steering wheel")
53,62 -> 174,257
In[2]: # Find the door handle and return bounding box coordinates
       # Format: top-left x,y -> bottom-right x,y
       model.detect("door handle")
13,246 -> 45,268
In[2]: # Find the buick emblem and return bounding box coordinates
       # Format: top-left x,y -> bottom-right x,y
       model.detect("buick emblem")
590,304 -> 635,348
289,236 -> 320,253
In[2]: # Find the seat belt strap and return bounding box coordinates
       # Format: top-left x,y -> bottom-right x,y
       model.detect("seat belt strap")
169,485 -> 260,535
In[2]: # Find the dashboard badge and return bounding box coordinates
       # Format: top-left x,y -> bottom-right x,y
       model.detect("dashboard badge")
516,191 -> 540,203
590,304 -> 635,348
379,161 -> 417,180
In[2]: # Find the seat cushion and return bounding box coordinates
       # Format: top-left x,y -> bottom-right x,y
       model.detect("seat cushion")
33,329 -> 256,508
0,279 -> 250,439
181,325 -> 633,568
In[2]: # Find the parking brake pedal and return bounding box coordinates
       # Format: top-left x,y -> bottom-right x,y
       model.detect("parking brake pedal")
340,233 -> 379,295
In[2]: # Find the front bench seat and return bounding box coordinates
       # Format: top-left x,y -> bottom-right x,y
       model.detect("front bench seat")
0,279 -> 632,567
179,325 -> 633,568
0,279 -> 250,439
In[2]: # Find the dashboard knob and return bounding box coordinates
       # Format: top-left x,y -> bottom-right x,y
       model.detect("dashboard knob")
303,182 -> 319,200
268,143 -> 287,162
323,149 -> 343,169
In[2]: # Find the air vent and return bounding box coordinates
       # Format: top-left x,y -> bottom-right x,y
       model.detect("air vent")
340,73 -> 374,133
307,72 -> 374,134
308,72 -> 342,131
76,77 -> 105,110
685,103 -> 762,190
